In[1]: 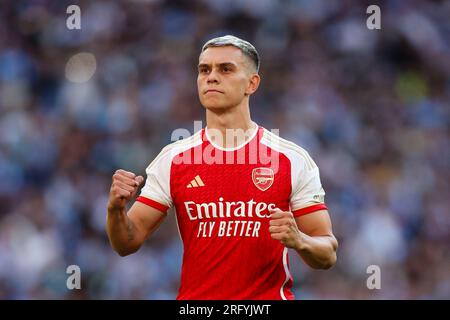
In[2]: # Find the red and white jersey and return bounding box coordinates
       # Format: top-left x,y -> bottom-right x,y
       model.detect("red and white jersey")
136,124 -> 327,300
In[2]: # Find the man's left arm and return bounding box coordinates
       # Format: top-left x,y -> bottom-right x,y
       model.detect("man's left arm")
269,208 -> 338,269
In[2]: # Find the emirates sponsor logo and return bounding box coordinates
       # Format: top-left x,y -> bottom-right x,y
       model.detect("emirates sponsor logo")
184,197 -> 276,220
184,198 -> 276,238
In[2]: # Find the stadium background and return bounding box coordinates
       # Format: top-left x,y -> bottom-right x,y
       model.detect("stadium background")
0,0 -> 448,299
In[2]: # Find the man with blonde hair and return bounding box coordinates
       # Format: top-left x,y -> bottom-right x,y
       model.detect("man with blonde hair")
106,35 -> 338,300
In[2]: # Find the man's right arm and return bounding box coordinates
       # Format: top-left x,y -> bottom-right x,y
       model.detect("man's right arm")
106,169 -> 167,256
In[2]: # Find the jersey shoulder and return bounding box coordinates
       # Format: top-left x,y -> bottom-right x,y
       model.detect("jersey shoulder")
147,130 -> 203,169
260,127 -> 317,170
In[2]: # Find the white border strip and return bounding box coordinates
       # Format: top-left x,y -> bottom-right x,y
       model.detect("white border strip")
280,247 -> 292,300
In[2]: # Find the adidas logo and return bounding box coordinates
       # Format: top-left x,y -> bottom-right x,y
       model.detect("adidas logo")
187,175 -> 205,188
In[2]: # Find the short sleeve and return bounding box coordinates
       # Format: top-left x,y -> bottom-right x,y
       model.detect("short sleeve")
290,154 -> 327,217
136,148 -> 173,213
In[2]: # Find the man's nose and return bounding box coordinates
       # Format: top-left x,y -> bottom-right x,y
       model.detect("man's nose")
206,69 -> 219,84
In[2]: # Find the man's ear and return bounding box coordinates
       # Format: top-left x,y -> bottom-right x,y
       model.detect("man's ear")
245,74 -> 261,96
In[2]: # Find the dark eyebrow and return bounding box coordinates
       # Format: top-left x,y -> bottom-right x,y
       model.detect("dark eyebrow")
218,62 -> 237,68
197,62 -> 238,69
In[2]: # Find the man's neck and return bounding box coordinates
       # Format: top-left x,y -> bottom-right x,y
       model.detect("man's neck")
205,103 -> 256,149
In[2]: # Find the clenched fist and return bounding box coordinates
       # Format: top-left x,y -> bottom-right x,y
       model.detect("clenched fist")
108,169 -> 144,211
269,208 -> 302,250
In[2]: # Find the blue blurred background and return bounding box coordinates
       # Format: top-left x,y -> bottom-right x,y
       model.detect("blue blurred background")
0,0 -> 449,299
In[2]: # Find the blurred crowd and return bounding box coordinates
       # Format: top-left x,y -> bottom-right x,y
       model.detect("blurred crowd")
0,0 -> 449,299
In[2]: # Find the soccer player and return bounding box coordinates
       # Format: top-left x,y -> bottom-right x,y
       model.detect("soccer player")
106,35 -> 338,300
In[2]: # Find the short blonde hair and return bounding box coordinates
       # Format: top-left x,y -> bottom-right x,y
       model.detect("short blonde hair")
201,35 -> 260,72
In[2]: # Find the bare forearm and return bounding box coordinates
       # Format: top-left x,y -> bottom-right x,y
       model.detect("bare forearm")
294,233 -> 338,269
106,206 -> 139,256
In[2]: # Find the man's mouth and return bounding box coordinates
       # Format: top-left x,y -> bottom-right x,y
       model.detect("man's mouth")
204,89 -> 224,94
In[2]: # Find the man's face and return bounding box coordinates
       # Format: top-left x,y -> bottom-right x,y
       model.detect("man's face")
197,46 -> 255,110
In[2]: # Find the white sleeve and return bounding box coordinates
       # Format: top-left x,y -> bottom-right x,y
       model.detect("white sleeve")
289,152 -> 327,214
138,148 -> 173,211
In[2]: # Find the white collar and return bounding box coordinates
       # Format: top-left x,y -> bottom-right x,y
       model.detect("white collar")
205,122 -> 259,151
